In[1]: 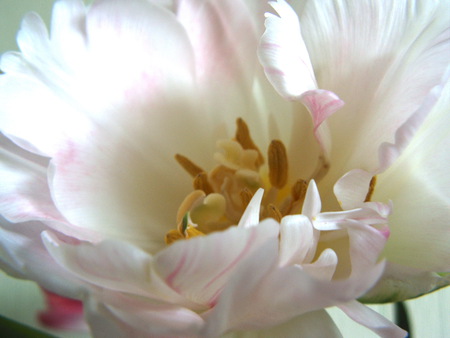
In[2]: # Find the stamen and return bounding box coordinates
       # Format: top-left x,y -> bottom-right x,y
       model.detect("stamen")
235,118 -> 264,167
267,203 -> 283,222
364,176 -> 377,202
175,154 -> 204,177
240,188 -> 254,209
268,140 -> 288,189
291,179 -> 308,202
193,172 -> 214,195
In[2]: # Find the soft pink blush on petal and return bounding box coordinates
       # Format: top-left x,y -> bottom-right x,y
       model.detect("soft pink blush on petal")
258,0 -> 317,99
38,289 -> 87,331
154,220 -> 279,307
176,0 -> 260,85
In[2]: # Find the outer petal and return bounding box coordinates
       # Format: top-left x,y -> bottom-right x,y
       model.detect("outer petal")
374,80 -> 450,271
41,231 -> 192,307
361,263 -> 450,303
224,310 -> 342,338
0,0 -> 196,157
87,292 -> 204,337
0,135 -> 99,241
176,0 -> 262,86
298,0 -> 450,183
0,220 -> 86,299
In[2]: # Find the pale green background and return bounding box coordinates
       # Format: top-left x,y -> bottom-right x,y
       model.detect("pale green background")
0,1 -> 449,337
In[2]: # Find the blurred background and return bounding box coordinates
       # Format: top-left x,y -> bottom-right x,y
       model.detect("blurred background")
0,1 -> 449,337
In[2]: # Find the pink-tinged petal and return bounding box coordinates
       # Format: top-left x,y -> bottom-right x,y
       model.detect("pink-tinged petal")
334,169 -> 374,210
361,262 -> 450,303
297,90 -> 344,159
338,301 -> 407,338
38,289 -> 86,331
204,238 -> 383,336
237,188 -> 264,228
41,231 -> 196,308
377,70 -> 449,173
303,248 -> 338,281
279,215 -> 315,267
176,0 -> 261,85
0,222 -> 86,299
344,222 -> 387,290
300,90 -> 345,132
258,0 -> 317,100
154,220 -> 279,307
302,180 -> 321,218
1,0 -> 196,158
297,0 -> 450,175
0,136 -> 99,241
374,80 -> 450,271
314,207 -> 389,231
87,292 -> 204,337
258,0 -> 317,99
230,310 -> 342,338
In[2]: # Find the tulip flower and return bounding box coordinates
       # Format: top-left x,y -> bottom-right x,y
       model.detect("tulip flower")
0,0 -> 448,337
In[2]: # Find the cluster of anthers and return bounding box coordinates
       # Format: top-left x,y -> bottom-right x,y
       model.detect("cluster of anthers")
165,118 -> 331,244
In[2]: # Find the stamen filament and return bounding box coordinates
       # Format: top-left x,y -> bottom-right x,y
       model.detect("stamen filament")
235,118 -> 264,167
193,172 -> 214,195
175,154 -> 204,177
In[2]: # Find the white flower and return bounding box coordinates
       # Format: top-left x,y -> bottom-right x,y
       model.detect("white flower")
0,0 -> 448,337
258,0 -> 450,302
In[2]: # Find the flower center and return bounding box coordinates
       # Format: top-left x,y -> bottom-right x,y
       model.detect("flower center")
165,118 -> 312,244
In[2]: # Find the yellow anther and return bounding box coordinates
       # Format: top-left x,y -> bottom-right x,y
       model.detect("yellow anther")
193,172 -> 214,195
175,154 -> 204,177
235,118 -> 264,167
364,176 -> 377,202
268,140 -> 288,189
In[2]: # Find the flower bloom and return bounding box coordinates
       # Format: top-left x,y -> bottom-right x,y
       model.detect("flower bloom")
0,0 -> 448,337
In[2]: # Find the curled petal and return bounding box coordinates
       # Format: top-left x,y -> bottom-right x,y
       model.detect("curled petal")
258,0 -> 317,99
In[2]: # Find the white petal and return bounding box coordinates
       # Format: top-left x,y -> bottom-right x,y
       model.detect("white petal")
87,292 -> 204,337
361,262 -> 450,303
302,180 -> 321,218
258,0 -> 317,99
374,80 -> 450,271
225,310 -> 342,338
177,0 -> 261,86
298,0 -> 450,179
338,301 -> 407,338
154,220 -> 279,306
41,231 -> 193,306
334,169 -> 374,209
0,223 -> 85,299
279,215 -> 314,266
238,188 -> 264,228
303,248 -> 338,281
